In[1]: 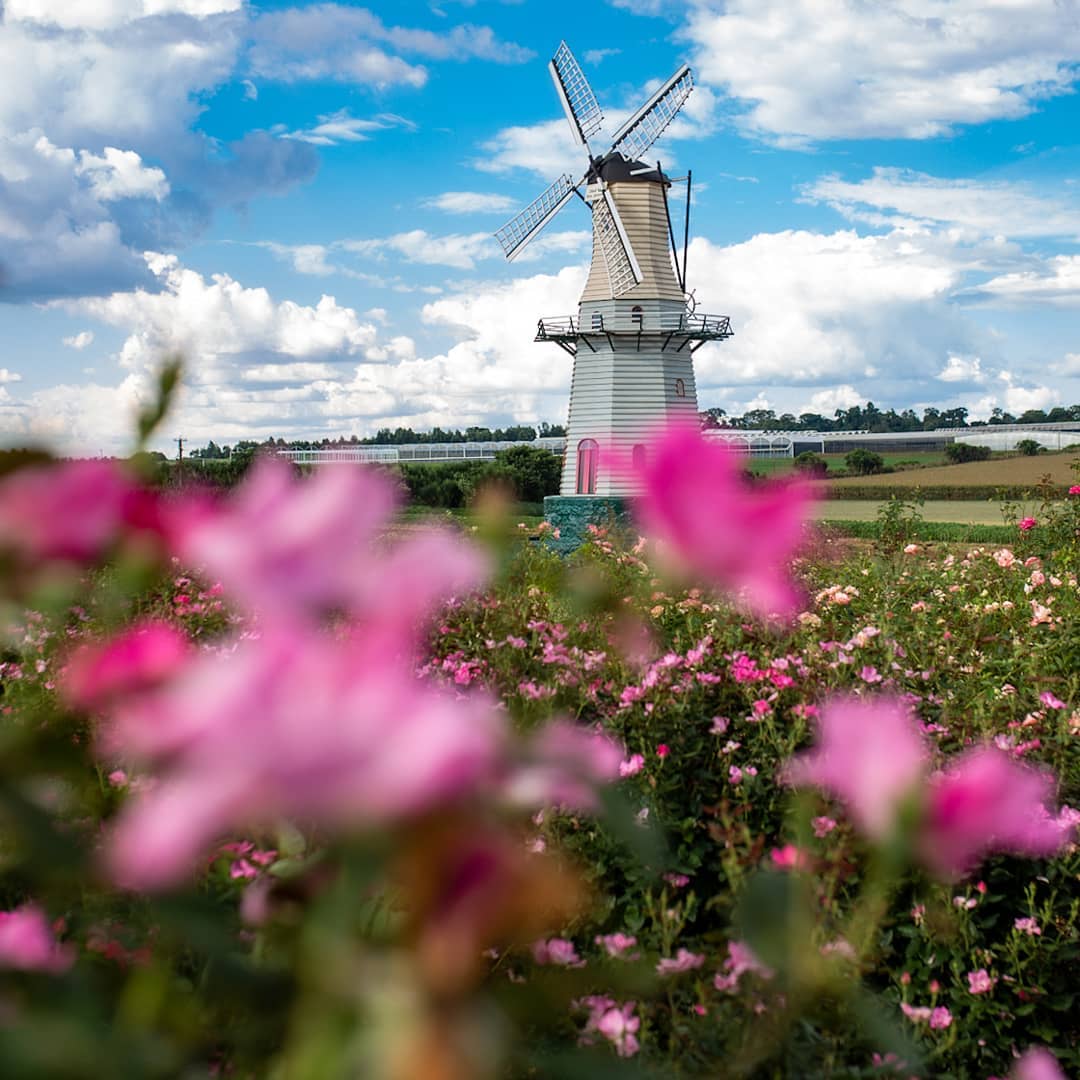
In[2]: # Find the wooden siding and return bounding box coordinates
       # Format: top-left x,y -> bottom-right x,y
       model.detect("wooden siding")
580,180 -> 684,303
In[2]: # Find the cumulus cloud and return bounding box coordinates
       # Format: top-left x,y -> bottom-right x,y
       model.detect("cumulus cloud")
937,354 -> 986,384
476,118 -> 585,179
5,0 -> 243,29
805,169 -> 1080,240
797,385 -> 863,417
685,228 -> 982,393
63,331 -> 95,350
423,191 -> 518,214
248,4 -> 532,86
972,255 -> 1080,306
0,368 -> 23,383
342,230 -> 499,270
75,147 -> 170,202
683,0 -> 1080,143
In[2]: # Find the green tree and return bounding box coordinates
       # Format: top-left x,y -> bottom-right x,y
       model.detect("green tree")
845,448 -> 885,475
495,445 -> 562,503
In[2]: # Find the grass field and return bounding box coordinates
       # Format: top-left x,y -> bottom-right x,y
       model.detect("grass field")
812,499 -> 1041,525
746,451 -> 949,476
826,449 -> 1079,488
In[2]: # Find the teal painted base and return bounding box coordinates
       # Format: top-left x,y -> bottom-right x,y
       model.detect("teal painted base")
543,495 -> 634,554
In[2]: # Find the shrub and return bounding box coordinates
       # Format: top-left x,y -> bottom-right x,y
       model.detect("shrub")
1016,438 -> 1045,456
793,451 -> 828,477
844,448 -> 885,475
944,442 -> 991,463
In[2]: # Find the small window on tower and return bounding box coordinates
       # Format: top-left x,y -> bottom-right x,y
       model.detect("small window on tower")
675,377 -> 686,398
576,439 -> 599,495
631,305 -> 643,329
591,312 -> 603,331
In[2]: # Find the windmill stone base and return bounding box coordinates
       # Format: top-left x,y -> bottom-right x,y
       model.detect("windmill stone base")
543,495 -> 633,554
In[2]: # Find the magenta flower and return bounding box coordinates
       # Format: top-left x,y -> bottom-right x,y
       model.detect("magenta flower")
62,620 -> 190,712
714,939 -> 774,992
656,948 -> 705,977
594,1003 -> 640,1057
0,906 -> 73,974
103,625 -> 506,890
619,753 -> 645,777
786,696 -> 929,839
1013,1047 -> 1066,1080
967,968 -> 996,994
1039,691 -> 1066,710
628,426 -> 813,619
0,459 -> 146,565
921,748 -> 1070,878
1018,517 -> 1037,531
1069,485 -> 1080,496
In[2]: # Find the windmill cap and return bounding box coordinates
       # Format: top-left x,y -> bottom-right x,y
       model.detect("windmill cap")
587,152 -> 669,185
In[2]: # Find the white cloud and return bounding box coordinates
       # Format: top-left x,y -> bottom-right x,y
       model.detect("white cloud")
1053,353 -> 1080,376
806,169 -> 1080,240
1001,380 -> 1061,415
342,230 -> 499,270
584,48 -> 621,65
937,354 -> 986,383
476,118 -> 585,179
63,331 -> 95,350
973,255 -> 1080,305
686,228 -> 977,390
422,191 -> 518,214
75,147 -> 170,201
5,0 -> 242,28
248,5 -> 532,87
278,110 -> 415,146
798,385 -> 863,416
684,0 -> 1080,143
0,369 -> 23,383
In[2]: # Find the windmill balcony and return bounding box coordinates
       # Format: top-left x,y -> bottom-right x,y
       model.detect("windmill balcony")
535,310 -> 733,356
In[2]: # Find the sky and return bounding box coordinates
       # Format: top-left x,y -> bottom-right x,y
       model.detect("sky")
0,0 -> 1078,455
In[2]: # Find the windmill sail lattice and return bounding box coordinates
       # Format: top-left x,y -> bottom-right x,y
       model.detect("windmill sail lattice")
593,188 -> 642,297
609,65 -> 694,163
494,174 -> 576,260
549,41 -> 604,147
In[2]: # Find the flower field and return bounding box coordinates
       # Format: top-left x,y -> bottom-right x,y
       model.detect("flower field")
0,424 -> 1076,1079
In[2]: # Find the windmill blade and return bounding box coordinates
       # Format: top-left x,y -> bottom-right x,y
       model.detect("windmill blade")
608,64 -> 693,162
549,41 -> 604,147
593,188 -> 642,297
494,173 -> 578,260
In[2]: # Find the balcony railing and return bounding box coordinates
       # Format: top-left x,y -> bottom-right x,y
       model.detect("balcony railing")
536,311 -> 733,341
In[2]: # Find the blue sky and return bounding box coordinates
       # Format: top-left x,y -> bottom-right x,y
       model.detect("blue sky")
1,0 -> 1078,453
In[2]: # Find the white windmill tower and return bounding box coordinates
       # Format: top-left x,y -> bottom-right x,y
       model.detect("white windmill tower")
494,42 -> 733,538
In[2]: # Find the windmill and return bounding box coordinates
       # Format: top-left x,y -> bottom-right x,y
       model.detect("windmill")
494,41 -> 733,508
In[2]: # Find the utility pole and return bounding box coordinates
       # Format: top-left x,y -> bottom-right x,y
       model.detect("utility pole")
175,436 -> 185,483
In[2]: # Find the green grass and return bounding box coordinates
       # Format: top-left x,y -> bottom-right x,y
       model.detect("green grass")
819,519 -> 1018,543
746,451 -> 949,477
811,499 -> 1040,525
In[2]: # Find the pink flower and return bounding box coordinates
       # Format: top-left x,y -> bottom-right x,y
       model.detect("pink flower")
628,426 -> 813,619
1039,691 -> 1066,710
595,932 -> 638,959
173,457 -> 487,629
770,844 -> 811,871
656,743 -> 670,759
967,968 -> 996,994
786,696 -> 929,839
656,948 -> 705,976
1018,517 -> 1037,531
1069,485 -> 1080,497
594,1003 -> 640,1057
812,816 -> 837,837
504,721 -> 623,811
929,1006 -> 953,1030
0,906 -> 73,974
663,872 -> 690,888
900,1002 -> 931,1022
1014,917 -> 1041,936
62,621 -> 190,712
619,753 -> 645,777
714,940 -> 773,992
0,459 -> 147,565
532,938 -> 583,967
103,625 -> 506,890
1013,1047 -> 1066,1080
921,748 -> 1069,877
